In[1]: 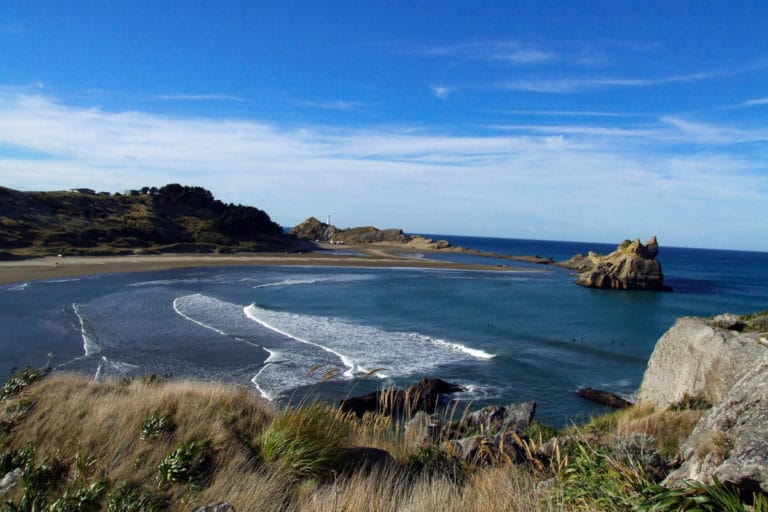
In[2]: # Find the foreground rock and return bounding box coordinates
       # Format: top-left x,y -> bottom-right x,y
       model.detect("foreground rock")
638,312 -> 768,493
338,378 -> 463,416
637,316 -> 766,408
558,236 -> 671,291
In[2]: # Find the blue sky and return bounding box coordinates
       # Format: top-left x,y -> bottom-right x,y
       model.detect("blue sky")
1,1 -> 767,251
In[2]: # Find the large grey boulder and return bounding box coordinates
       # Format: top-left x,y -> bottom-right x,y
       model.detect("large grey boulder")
665,357 -> 768,493
637,316 -> 765,408
637,313 -> 768,494
461,402 -> 536,435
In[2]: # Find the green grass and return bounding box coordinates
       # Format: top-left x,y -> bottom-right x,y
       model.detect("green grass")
261,401 -> 354,480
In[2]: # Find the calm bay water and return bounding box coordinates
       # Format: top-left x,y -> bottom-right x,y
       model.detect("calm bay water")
1,236 -> 766,426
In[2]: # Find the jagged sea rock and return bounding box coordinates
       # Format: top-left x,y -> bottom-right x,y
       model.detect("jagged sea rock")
558,236 -> 671,291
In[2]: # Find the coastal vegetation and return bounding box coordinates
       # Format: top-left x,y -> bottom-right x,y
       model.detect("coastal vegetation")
1,369 -> 765,511
0,185 -> 301,257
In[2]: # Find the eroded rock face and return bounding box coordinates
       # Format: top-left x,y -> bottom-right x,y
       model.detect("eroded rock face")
638,313 -> 768,494
637,316 -> 765,408
559,237 -> 671,291
665,358 -> 768,493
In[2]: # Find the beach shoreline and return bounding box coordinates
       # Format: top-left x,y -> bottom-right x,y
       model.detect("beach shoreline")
0,244 -> 534,285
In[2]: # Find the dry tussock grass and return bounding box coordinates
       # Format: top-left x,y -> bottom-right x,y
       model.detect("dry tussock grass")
613,403 -> 704,457
1,373 -> 714,512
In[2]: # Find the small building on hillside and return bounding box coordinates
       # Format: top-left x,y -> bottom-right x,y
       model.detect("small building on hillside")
70,188 -> 96,195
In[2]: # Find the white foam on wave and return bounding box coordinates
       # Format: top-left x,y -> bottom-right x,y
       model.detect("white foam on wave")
72,303 -> 97,356
251,348 -> 280,401
3,282 -> 29,292
173,294 -> 340,399
243,305 -> 355,377
172,294 -> 229,336
253,274 -> 374,289
243,304 -> 495,381
431,338 -> 495,360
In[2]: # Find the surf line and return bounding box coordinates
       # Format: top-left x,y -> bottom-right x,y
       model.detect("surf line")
172,295 -> 272,353
172,295 -> 229,336
250,348 -> 281,401
244,304 -> 356,379
71,302 -> 96,357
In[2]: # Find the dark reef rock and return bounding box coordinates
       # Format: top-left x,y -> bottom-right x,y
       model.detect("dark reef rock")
577,387 -> 633,408
339,378 -> 463,417
558,236 -> 672,291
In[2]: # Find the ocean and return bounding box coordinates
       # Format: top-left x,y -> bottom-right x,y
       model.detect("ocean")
1,236 -> 766,426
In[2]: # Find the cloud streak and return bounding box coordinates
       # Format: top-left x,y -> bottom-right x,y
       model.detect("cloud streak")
498,71 -> 712,93
154,94 -> 244,101
411,40 -> 558,64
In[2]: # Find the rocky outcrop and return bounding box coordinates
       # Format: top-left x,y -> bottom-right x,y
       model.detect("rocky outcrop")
638,312 -> 768,493
290,217 -> 410,244
558,237 -> 671,291
637,316 -> 766,408
338,378 -> 463,417
459,402 -> 537,435
666,358 -> 768,494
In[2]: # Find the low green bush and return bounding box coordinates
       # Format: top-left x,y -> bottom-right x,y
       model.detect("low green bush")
140,412 -> 176,440
1,367 -> 48,402
261,402 -> 352,480
107,481 -> 168,512
47,481 -> 107,512
157,439 -> 213,487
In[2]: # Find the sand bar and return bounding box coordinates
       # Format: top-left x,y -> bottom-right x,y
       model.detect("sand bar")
0,245 -> 534,285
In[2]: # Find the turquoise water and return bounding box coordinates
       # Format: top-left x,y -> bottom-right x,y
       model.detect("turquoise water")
1,236 -> 766,426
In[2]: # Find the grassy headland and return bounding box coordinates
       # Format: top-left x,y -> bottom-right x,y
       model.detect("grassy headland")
0,184 -> 299,258
2,370 -> 763,511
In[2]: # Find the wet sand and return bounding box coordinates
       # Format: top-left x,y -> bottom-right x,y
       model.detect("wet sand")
0,245 -> 531,285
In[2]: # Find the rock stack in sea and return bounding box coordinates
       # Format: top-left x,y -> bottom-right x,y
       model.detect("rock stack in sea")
558,236 -> 672,291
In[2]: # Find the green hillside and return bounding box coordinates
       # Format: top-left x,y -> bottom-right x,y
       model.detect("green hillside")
0,184 -> 305,256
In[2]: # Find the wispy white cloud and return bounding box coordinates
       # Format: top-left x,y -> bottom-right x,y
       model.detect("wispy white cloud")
413,41 -> 558,64
742,97 -> 768,107
0,91 -> 765,250
501,109 -> 641,118
430,85 -> 453,100
154,93 -> 244,101
300,100 -> 366,110
498,71 -> 712,93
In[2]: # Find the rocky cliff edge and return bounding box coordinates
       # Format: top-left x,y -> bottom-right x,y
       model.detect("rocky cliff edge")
638,312 -> 768,493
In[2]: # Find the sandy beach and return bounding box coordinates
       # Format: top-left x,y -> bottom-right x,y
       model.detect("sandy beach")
0,245 -> 528,286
